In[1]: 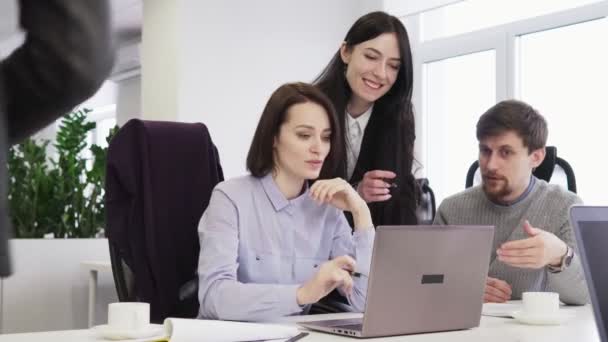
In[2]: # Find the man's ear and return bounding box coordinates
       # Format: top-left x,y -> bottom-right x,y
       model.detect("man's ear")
340,42 -> 351,64
530,147 -> 546,169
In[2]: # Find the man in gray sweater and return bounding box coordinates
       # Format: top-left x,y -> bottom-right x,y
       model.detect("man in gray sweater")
434,100 -> 588,305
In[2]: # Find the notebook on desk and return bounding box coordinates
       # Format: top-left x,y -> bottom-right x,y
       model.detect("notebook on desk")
299,225 -> 495,338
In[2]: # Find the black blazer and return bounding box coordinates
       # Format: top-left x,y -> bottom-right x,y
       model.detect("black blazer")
0,0 -> 114,277
346,108 -> 418,227
105,120 -> 224,322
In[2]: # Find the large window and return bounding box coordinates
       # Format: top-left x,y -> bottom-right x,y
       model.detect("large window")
421,0 -> 603,41
518,18 -> 608,204
424,50 -> 496,202
398,1 -> 608,204
88,105 -> 118,149
77,104 -> 117,162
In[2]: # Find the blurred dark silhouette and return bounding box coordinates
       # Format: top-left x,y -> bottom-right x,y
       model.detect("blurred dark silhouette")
0,0 -> 115,277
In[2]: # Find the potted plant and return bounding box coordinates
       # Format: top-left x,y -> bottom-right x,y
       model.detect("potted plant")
1,108 -> 119,333
7,108 -> 116,238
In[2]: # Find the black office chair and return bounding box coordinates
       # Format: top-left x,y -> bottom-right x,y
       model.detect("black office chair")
105,119 -> 224,322
416,178 -> 436,224
465,146 -> 577,193
108,242 -> 136,301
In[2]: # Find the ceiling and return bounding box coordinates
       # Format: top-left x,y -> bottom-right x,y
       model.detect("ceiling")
111,0 -> 143,45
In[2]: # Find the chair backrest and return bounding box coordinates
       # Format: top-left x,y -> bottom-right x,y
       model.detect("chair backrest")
105,119 -> 224,323
465,146 -> 577,193
415,178 -> 436,224
108,242 -> 136,301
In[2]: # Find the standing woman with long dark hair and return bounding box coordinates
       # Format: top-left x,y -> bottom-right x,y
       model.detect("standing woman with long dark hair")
315,11 -> 418,226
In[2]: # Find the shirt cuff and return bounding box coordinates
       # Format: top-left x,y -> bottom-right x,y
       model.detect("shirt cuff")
353,228 -> 375,275
353,228 -> 375,248
277,284 -> 305,314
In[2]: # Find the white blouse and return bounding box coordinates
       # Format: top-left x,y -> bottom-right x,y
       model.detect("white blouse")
345,105 -> 373,180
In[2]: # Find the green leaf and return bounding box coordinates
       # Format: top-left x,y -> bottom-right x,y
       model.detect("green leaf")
7,109 -> 117,238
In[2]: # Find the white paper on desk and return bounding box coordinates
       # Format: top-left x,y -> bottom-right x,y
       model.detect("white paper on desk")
160,318 -> 300,342
482,303 -> 522,318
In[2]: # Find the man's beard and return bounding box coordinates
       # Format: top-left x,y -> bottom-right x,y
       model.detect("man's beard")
482,173 -> 512,203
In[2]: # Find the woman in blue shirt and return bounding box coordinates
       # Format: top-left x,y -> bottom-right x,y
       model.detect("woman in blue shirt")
197,83 -> 375,321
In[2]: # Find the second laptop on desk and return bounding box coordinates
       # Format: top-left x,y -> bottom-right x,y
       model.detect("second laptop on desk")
300,225 -> 495,338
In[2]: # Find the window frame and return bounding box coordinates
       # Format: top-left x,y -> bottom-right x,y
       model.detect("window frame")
87,104 -> 117,147
398,1 -> 608,196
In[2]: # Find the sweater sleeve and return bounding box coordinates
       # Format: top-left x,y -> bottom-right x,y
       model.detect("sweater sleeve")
433,201 -> 449,225
545,197 -> 590,305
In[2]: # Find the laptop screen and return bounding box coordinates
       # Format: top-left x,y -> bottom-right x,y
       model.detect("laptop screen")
577,221 -> 608,342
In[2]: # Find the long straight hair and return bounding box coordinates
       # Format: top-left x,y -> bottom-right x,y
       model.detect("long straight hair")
314,11 -> 418,225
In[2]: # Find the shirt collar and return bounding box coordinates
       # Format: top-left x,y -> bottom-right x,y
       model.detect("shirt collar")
260,173 -> 309,212
491,175 -> 537,207
346,104 -> 373,131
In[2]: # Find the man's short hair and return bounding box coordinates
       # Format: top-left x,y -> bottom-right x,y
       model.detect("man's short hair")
476,99 -> 548,153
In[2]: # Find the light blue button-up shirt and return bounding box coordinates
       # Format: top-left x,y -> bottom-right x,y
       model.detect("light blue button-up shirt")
197,174 -> 375,321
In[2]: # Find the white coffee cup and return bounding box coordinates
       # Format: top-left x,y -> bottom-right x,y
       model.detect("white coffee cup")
522,292 -> 560,317
107,302 -> 150,331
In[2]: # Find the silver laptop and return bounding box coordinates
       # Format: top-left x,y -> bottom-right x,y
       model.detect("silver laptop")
570,206 -> 608,342
300,225 -> 494,338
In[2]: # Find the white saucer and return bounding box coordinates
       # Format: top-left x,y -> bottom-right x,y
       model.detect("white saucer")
92,324 -> 165,340
511,310 -> 572,325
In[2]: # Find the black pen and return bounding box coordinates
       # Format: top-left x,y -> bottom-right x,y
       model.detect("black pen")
285,332 -> 309,342
350,271 -> 368,278
382,178 -> 398,188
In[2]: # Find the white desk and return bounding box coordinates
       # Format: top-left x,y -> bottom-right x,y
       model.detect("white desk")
0,305 -> 600,342
81,261 -> 113,328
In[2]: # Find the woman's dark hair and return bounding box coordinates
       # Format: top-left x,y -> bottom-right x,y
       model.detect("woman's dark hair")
247,82 -> 342,178
314,11 -> 418,225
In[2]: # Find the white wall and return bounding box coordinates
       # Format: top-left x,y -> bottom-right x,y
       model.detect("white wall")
384,0 -> 463,16
0,34 -> 22,59
175,0 -> 382,178
1,239 -> 116,333
141,0 -> 180,122
357,0 -> 385,14
0,0 -> 18,44
116,76 -> 141,126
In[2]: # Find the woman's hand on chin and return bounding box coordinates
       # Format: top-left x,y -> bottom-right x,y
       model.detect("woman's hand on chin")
310,178 -> 365,212
310,178 -> 372,230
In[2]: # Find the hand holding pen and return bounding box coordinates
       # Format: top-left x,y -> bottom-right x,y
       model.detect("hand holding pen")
356,170 -> 397,203
349,271 -> 368,278
296,255 -> 356,306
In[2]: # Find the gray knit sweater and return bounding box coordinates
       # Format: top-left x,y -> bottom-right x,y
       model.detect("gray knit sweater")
434,179 -> 589,305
